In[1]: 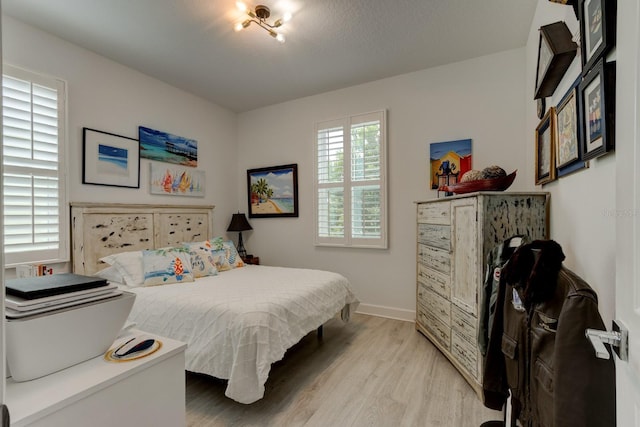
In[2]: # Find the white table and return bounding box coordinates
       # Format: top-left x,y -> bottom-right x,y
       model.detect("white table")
5,330 -> 186,427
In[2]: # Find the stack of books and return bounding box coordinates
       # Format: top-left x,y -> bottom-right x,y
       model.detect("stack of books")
5,273 -> 122,319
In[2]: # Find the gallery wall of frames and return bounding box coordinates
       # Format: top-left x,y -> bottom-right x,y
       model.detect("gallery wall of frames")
534,0 -> 616,185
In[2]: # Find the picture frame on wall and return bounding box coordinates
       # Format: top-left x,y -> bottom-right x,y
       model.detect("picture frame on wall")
579,58 -> 616,161
555,76 -> 588,177
149,163 -> 205,197
139,126 -> 198,167
534,21 -> 578,99
535,107 -> 557,185
247,164 -> 299,218
82,128 -> 140,188
429,139 -> 472,190
579,0 -> 617,75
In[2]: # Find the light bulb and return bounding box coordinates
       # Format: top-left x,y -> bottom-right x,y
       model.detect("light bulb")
283,12 -> 292,22
234,20 -> 251,31
236,2 -> 247,12
276,33 -> 285,43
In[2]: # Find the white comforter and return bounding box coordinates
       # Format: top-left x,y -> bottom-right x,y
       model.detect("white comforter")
124,265 -> 358,404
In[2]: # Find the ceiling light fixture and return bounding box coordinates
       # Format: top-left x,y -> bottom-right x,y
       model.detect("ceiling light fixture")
234,2 -> 291,43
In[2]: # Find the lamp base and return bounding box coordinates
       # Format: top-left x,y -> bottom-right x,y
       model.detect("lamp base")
237,232 -> 248,259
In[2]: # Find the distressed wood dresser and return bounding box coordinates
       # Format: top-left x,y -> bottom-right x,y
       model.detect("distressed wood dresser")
415,192 -> 549,399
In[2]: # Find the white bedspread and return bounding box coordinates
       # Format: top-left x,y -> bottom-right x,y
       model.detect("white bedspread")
124,265 -> 358,404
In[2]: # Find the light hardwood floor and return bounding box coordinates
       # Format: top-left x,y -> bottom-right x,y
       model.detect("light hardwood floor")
186,313 -> 502,426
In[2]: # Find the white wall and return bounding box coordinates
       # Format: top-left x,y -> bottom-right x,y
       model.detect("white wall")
2,15 -> 239,245
237,2 -> 617,323
3,5 -> 614,324
525,2 -> 615,324
237,49 -> 529,320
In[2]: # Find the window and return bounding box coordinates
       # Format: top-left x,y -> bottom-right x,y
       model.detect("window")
314,110 -> 387,248
2,65 -> 68,266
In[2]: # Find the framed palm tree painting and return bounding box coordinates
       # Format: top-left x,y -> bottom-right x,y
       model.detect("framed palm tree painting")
247,164 -> 299,218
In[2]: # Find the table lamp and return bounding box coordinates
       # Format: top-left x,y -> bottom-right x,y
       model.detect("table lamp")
227,212 -> 252,258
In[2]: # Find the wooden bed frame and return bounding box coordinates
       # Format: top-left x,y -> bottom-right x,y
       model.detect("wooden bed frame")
70,202 -> 327,341
70,203 -> 358,407
70,203 -> 215,275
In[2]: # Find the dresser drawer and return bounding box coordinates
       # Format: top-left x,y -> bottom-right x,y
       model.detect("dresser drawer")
451,304 -> 477,345
417,202 -> 450,225
417,223 -> 451,250
422,286 -> 451,326
418,304 -> 451,350
451,331 -> 479,379
417,244 -> 451,275
417,264 -> 450,299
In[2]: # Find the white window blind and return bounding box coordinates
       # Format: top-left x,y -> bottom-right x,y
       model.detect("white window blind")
314,110 -> 387,248
2,66 -> 68,265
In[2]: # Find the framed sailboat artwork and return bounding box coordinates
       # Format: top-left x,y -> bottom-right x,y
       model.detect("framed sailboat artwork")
150,163 -> 205,197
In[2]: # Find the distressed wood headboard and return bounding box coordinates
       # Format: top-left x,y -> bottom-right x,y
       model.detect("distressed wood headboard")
71,203 -> 215,275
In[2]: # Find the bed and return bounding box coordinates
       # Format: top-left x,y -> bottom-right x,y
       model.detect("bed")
70,203 -> 358,404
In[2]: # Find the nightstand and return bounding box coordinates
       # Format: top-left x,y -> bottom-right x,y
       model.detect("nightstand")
242,256 -> 260,265
6,330 -> 186,427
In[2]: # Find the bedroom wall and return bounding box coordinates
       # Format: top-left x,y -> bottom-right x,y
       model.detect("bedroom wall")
1,16 -> 239,267
3,6 -> 615,324
236,49 -> 529,320
525,1 -> 615,324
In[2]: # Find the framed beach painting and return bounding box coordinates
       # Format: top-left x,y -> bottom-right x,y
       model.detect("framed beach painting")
150,163 -> 205,197
139,126 -> 198,167
82,128 -> 140,188
247,164 -> 299,218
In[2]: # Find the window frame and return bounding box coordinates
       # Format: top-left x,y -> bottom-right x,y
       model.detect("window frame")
2,64 -> 69,267
314,109 -> 388,249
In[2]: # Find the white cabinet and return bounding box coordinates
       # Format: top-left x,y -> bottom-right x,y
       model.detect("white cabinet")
416,192 -> 549,398
6,330 -> 186,427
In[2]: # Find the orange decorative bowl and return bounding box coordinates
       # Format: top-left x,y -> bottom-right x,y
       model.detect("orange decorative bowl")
441,170 -> 517,194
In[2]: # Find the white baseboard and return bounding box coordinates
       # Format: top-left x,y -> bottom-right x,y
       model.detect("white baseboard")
355,303 -> 415,322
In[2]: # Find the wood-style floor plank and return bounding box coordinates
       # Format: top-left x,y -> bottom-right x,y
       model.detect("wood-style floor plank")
186,313 -> 501,426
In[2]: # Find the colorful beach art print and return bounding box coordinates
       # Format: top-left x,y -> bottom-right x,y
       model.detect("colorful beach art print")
150,163 -> 205,197
429,139 -> 472,189
82,128 -> 140,188
139,126 -> 198,167
247,164 -> 299,218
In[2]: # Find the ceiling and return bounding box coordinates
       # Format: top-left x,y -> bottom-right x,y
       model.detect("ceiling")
2,0 -> 537,113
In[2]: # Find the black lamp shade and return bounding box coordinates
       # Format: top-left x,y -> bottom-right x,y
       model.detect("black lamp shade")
227,213 -> 252,232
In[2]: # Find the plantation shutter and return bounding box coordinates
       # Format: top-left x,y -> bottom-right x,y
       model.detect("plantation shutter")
316,119 -> 346,242
2,66 -> 67,265
315,111 -> 387,248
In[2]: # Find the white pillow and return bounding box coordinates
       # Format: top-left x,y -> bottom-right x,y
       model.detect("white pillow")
94,265 -> 125,284
100,250 -> 144,287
